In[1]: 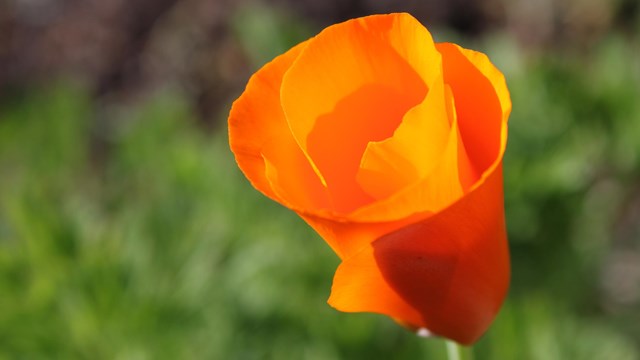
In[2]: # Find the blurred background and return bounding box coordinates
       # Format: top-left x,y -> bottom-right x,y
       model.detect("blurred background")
1,0 -> 639,358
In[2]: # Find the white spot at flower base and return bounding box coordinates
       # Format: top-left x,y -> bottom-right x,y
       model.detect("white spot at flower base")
416,327 -> 433,338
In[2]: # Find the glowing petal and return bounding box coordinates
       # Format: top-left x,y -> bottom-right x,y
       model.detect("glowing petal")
352,85 -> 472,221
356,73 -> 451,200
228,40 -> 330,210
280,13 -> 441,213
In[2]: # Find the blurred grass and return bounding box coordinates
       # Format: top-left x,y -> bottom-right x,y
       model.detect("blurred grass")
1,7 -> 640,360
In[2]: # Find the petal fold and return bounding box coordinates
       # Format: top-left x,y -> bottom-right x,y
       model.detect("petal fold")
351,84 -> 474,222
356,73 -> 451,200
329,165 -> 509,345
228,41 -> 331,210
280,13 -> 441,213
436,43 -> 511,176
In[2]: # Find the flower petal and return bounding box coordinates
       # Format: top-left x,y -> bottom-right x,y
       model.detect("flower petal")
280,13 -> 440,213
338,43 -> 510,223
329,164 -> 509,345
436,43 -> 511,177
228,41 -> 331,210
303,84 -> 478,259
262,130 -> 332,211
351,84 -> 475,221
356,72 -> 451,200
298,212 -> 423,260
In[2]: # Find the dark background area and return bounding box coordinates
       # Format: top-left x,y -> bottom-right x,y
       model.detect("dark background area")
0,0 -> 639,358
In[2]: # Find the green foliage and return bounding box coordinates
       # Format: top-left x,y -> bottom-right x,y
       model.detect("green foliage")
0,85 -> 444,359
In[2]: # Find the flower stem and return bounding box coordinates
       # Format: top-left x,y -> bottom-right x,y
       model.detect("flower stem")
445,340 -> 462,360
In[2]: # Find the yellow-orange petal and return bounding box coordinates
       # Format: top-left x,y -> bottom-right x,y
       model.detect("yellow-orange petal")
228,41 -> 330,210
329,164 -> 509,345
350,84 -> 473,222
303,84 -> 478,260
280,13 -> 441,213
356,72 -> 451,200
298,211 -> 422,261
262,130 -> 332,210
338,44 -> 509,223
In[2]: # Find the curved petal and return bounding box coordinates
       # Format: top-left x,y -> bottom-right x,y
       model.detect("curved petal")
302,85 -> 478,260
351,84 -> 476,221
280,13 -> 440,213
356,72 -> 451,200
436,43 -> 511,177
452,46 -> 512,124
332,44 -> 509,223
228,41 -> 331,210
298,211 -> 423,260
329,164 -> 509,345
262,130 -> 332,210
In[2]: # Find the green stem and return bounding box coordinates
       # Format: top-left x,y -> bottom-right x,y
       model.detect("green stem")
445,340 -> 462,360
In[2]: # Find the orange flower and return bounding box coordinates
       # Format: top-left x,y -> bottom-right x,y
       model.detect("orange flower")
228,13 -> 511,345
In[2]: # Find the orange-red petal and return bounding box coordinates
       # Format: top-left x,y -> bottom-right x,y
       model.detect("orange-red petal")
436,43 -> 510,177
329,165 -> 509,345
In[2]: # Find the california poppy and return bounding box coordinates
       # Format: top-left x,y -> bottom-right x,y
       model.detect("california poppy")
228,12 -> 511,345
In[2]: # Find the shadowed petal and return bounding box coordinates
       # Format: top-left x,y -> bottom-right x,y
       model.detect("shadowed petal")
329,165 -> 509,345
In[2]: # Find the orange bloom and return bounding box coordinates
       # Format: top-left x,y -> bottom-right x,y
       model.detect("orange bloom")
228,13 -> 511,345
